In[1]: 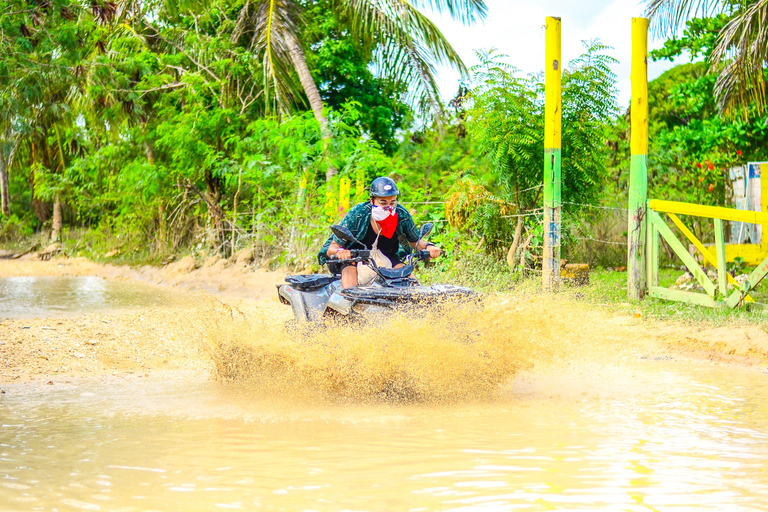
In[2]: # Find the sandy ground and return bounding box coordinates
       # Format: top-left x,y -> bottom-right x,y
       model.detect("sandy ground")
1,252 -> 768,387
0,254 -> 289,384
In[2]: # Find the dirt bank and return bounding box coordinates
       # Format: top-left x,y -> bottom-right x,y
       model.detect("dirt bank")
1,256 -> 767,387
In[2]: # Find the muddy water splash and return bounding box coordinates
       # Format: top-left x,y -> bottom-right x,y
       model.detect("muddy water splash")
204,299 -> 555,402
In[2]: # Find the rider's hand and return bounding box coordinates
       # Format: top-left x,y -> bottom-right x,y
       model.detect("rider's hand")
335,248 -> 352,260
426,245 -> 441,259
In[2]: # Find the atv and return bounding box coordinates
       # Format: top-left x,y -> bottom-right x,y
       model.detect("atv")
277,223 -> 479,323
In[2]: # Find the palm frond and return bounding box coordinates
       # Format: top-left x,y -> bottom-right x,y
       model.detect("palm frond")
407,0 -> 487,25
372,39 -> 443,116
342,0 -> 465,71
239,0 -> 303,114
646,0 -> 724,35
711,0 -> 768,115
339,0 -> 467,114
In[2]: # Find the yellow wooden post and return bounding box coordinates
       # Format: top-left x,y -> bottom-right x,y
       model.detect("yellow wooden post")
355,168 -> 366,202
298,172 -> 308,202
542,16 -> 562,292
339,176 -> 351,217
761,163 -> 768,252
325,178 -> 337,222
628,17 -> 649,300
649,199 -> 768,224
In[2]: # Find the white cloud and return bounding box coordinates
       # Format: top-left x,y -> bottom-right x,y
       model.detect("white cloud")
428,0 -> 687,110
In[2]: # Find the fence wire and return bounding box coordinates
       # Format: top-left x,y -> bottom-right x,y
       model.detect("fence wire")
569,235 -> 628,246
563,201 -> 626,212
502,208 -> 544,219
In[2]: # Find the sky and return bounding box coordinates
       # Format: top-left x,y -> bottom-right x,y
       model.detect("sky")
427,0 -> 689,109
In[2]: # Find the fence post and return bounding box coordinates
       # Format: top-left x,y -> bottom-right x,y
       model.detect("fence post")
628,17 -> 649,300
339,176 -> 351,217
543,16 -> 562,292
714,219 -> 727,297
325,178 -> 337,222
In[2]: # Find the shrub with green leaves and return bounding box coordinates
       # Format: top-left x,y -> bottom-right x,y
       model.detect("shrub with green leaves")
455,41 -> 618,261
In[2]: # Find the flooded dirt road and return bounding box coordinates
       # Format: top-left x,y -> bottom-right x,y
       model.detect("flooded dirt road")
2,258 -> 768,510
0,276 -> 176,319
2,362 -> 768,511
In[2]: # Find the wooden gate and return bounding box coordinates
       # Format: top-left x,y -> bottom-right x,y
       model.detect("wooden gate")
646,199 -> 768,309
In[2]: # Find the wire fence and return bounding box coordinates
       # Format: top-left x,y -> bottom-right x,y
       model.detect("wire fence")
502,208 -> 544,219
563,201 -> 626,212
211,197 -> 631,269
570,235 -> 627,246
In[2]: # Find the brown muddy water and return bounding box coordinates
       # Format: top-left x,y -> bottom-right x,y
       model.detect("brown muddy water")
2,361 -> 768,511
2,280 -> 768,510
0,276 -> 174,319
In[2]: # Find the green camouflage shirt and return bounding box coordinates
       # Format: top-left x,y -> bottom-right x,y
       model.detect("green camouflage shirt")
317,201 -> 421,266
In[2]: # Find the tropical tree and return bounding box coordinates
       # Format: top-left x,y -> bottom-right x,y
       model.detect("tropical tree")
302,0 -> 413,153
646,0 -> 768,115
459,42 -> 618,266
0,0 -> 89,229
228,0 -> 486,177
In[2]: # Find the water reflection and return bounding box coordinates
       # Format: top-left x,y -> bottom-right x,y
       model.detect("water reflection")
0,276 -> 172,318
0,362 -> 767,510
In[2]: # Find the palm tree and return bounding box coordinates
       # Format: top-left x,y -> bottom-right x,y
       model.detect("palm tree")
647,0 -> 768,115
0,0 -> 72,221
111,0 -> 485,178
231,0 -> 487,178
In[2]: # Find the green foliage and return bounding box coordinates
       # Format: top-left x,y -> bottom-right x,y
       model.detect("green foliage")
728,256 -> 747,275
0,0 -> 640,280
0,214 -> 34,242
461,41 -> 618,255
303,0 -> 411,152
419,229 -> 523,291
651,14 -> 730,61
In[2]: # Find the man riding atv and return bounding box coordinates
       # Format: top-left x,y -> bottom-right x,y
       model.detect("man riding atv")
318,177 -> 442,288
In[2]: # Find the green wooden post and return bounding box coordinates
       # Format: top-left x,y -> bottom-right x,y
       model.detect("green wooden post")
714,219 -> 727,298
628,18 -> 649,300
542,16 -> 562,292
651,218 -> 659,287
646,203 -> 659,288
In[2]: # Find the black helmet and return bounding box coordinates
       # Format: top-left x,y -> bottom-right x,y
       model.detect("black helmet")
370,177 -> 400,197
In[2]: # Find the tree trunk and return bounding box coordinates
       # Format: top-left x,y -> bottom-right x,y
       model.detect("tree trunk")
145,140 -> 166,253
144,139 -> 157,165
29,142 -> 50,223
51,197 -> 62,242
287,38 -> 336,181
0,152 -> 9,217
1,135 -> 21,218
507,215 -> 524,267
203,171 -> 227,254
507,182 -> 524,267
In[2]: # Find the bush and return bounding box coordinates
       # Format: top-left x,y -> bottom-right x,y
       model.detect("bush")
0,214 -> 34,243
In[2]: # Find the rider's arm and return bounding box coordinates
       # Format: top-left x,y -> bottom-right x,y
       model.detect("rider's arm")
328,241 -> 351,260
412,239 -> 441,258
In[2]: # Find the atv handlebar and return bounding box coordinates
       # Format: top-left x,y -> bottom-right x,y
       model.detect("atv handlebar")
330,249 -> 432,264
330,249 -> 371,263
412,250 -> 431,261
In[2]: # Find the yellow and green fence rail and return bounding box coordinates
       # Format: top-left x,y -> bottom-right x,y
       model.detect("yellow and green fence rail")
646,199 -> 768,309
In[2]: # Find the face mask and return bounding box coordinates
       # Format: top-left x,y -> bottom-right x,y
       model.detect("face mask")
371,204 -> 398,238
371,205 -> 394,222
